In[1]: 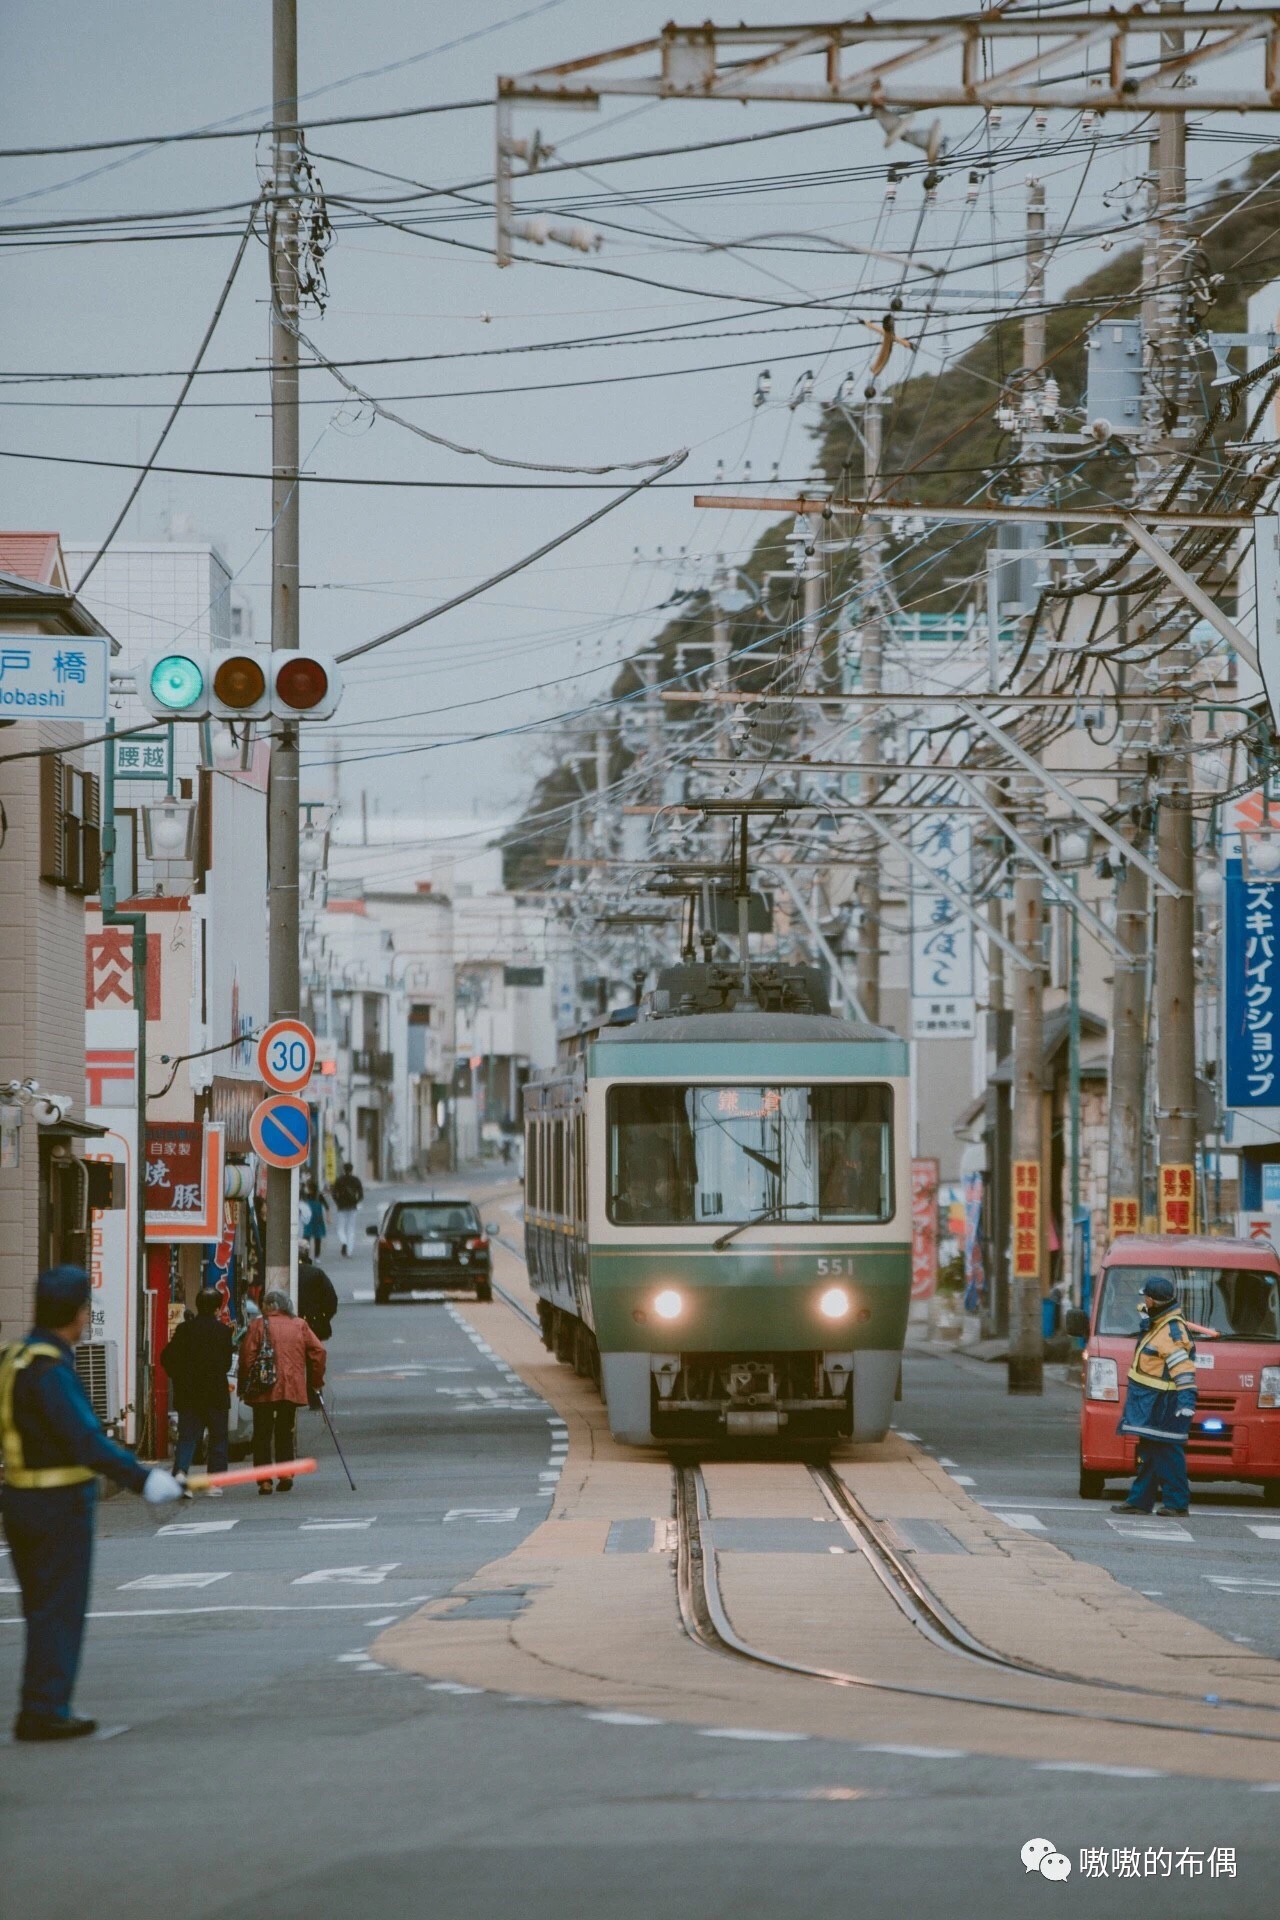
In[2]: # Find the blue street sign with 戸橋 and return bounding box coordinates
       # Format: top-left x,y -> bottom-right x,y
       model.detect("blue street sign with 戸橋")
1224,859 -> 1280,1107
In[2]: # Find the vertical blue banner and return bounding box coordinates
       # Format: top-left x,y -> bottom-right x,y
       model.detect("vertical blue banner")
1224,859 -> 1280,1107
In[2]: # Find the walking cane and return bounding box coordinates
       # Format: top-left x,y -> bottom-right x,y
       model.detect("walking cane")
314,1391 -> 357,1491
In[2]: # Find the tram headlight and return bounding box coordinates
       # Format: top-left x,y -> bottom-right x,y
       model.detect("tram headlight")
818,1286 -> 851,1321
652,1288 -> 684,1322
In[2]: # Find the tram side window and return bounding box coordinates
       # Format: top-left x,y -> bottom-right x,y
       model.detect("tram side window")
527,1124 -> 539,1213
576,1113 -> 586,1224
553,1120 -> 565,1217
608,1082 -> 893,1225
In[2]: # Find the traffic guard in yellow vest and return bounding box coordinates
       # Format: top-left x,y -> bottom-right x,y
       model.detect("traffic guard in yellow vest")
0,1267 -> 183,1741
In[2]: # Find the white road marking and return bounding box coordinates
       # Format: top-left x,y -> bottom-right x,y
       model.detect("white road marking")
584,1711 -> 664,1727
1036,1762 -> 1165,1779
894,1431 -> 921,1441
938,1458 -> 959,1468
1248,1524 -> 1280,1540
989,1511 -> 1047,1532
949,1475 -> 976,1487
355,1662 -> 385,1672
700,1728 -> 808,1743
443,1507 -> 520,1524
1106,1517 -> 1191,1541
861,1744 -> 967,1759
336,1652 -> 369,1663
1205,1575 -> 1280,1592
292,1564 -> 400,1585
155,1520 -> 239,1536
299,1518 -> 375,1531
365,1616 -> 396,1627
1250,1782 -> 1280,1792
425,1680 -> 485,1694
119,1572 -> 230,1591
0,1601 -> 423,1622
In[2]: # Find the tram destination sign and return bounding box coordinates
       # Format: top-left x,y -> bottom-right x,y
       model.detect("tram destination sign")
0,634 -> 109,722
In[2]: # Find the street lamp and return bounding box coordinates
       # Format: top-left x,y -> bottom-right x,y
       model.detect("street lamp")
142,794 -> 197,861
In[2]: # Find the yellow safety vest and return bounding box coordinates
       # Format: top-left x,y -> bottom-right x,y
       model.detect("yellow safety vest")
1126,1308 -> 1198,1395
0,1342 -> 96,1490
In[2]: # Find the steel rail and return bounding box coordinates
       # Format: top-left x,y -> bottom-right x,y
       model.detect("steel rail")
674,1461 -> 1280,1746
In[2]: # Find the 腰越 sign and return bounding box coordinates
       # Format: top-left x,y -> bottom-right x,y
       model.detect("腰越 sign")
1224,859 -> 1280,1107
113,729 -> 173,783
0,635 -> 109,721
909,809 -> 975,1039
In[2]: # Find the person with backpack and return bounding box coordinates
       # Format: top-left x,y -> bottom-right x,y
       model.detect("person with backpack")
236,1290 -> 326,1495
160,1289 -> 234,1480
331,1162 -> 364,1257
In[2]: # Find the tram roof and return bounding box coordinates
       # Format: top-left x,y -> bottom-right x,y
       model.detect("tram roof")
585,1009 -> 908,1080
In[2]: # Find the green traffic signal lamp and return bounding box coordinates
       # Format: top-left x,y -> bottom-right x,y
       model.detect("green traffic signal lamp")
144,651 -> 208,717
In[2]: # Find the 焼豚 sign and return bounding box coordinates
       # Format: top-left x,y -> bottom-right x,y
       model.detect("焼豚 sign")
0,635 -> 109,721
1225,859 -> 1280,1107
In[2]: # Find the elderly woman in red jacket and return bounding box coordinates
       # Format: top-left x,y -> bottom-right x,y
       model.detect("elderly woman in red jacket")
237,1289 -> 326,1495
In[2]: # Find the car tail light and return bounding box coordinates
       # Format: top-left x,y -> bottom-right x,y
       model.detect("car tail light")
1260,1365 -> 1280,1409
465,1236 -> 489,1251
1086,1356 -> 1119,1403
378,1236 -> 404,1253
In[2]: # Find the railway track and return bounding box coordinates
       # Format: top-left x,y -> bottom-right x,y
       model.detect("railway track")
674,1460 -> 1280,1750
484,1222 -> 1280,1753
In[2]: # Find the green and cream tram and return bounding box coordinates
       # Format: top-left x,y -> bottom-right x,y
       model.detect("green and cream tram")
524,962 -> 911,1447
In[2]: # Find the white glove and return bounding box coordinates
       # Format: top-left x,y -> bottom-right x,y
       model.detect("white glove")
143,1468 -> 185,1505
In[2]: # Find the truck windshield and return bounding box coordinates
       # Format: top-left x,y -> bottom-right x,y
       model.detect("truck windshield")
607,1083 -> 893,1226
1098,1265 -> 1280,1341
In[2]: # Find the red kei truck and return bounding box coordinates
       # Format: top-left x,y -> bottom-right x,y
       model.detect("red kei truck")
1069,1234 -> 1280,1504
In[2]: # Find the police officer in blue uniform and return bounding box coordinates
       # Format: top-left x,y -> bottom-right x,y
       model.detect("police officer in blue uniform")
0,1266 -> 184,1741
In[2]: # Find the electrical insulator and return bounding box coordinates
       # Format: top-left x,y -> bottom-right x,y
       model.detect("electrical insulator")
1043,375 -> 1060,422
753,369 -> 772,408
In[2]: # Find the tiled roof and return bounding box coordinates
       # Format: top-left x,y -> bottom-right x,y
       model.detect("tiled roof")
0,533 -> 67,588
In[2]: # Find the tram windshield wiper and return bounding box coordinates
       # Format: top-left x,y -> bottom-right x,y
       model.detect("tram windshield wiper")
712,1203 -> 809,1251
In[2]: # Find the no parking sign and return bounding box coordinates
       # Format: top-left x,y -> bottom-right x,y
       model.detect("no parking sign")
249,1094 -> 311,1169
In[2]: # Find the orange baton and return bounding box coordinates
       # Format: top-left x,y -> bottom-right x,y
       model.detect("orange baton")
182,1457 -> 318,1491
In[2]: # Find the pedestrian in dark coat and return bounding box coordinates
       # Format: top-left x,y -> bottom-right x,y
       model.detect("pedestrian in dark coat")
298,1259 -> 339,1342
237,1290 -> 326,1494
161,1289 -> 234,1478
1112,1274 -> 1198,1516
0,1267 -> 184,1741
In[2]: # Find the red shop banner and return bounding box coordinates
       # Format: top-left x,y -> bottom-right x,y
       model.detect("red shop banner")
911,1157 -> 940,1302
144,1122 -> 225,1241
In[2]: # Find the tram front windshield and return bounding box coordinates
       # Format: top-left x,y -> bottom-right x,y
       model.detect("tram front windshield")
608,1083 -> 893,1226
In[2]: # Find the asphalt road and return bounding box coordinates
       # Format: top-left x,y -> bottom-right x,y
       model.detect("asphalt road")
2,1178 -> 1278,1920
899,1342 -> 1280,1662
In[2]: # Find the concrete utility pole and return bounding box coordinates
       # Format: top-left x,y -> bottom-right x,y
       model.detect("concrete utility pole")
711,568 -> 732,758
854,393 -> 883,1026
1107,738 -> 1152,1237
265,0 -> 301,1299
1147,22 -> 1199,1222
1008,178 -> 1047,1396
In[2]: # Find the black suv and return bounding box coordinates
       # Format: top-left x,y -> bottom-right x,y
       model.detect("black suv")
370,1199 -> 495,1303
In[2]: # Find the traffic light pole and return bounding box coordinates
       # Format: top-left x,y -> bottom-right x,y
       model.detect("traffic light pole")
266,0 -> 302,1303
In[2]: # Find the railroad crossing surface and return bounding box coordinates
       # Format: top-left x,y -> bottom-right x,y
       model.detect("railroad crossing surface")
3,1175 -> 1279,1918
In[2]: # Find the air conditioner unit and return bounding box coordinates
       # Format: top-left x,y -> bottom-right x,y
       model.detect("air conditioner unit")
74,1341 -> 120,1426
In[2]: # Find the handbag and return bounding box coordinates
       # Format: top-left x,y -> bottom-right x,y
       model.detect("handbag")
240,1316 -> 278,1399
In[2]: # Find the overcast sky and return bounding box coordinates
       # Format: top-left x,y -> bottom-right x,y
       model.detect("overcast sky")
1,1 -> 1266,837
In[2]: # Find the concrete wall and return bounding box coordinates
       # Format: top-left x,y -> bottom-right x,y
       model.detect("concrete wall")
0,719 -> 90,1335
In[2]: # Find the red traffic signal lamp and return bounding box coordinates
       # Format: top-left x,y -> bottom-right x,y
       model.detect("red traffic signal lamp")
270,650 -> 341,720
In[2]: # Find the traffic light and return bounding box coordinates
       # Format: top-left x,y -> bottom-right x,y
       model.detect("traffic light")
139,649 -> 341,721
270,650 -> 341,720
141,650 -> 210,718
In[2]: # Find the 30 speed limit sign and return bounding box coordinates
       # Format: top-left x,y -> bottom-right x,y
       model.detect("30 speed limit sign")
256,1018 -> 316,1094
